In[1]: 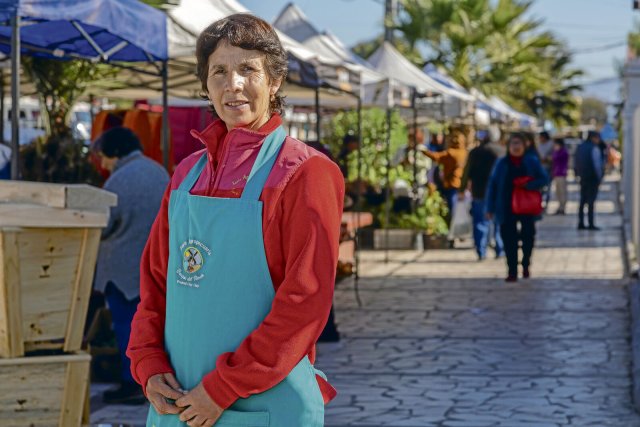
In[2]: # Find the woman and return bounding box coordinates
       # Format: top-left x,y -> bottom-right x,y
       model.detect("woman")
127,14 -> 344,427
485,133 -> 548,282
94,127 -> 170,405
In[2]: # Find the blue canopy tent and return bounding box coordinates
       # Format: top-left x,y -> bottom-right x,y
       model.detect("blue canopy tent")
0,0 -> 169,178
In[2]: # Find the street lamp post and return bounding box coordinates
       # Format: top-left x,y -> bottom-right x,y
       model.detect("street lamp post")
534,91 -> 544,128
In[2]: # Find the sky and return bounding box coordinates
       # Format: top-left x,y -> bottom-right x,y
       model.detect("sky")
240,0 -> 636,94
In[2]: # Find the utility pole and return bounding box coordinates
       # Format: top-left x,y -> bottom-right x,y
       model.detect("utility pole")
384,0 -> 397,43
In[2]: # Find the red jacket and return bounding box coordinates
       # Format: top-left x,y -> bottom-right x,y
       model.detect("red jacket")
127,114 -> 344,409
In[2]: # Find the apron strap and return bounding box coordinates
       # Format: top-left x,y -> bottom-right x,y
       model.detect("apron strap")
178,152 -> 208,192
241,126 -> 287,201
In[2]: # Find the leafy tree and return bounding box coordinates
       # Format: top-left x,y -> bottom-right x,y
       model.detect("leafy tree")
381,0 -> 584,126
580,97 -> 608,126
629,20 -> 640,59
139,0 -> 170,8
23,57 -> 116,137
326,108 -> 408,187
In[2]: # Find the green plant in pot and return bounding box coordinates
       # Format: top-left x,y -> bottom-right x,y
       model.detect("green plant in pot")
383,190 -> 447,232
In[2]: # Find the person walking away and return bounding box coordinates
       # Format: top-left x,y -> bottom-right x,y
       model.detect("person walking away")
93,127 -> 170,404
420,128 -> 468,225
127,14 -> 343,427
460,130 -> 504,260
575,131 -> 604,230
551,138 -> 569,215
486,133 -> 548,282
537,132 -> 554,208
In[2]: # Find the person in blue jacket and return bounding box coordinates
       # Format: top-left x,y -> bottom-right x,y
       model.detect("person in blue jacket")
486,133 -> 548,282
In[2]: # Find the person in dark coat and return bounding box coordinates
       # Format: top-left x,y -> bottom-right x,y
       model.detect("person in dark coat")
459,130 -> 504,260
94,126 -> 170,404
551,138 -> 570,215
574,131 -> 604,230
486,133 -> 548,282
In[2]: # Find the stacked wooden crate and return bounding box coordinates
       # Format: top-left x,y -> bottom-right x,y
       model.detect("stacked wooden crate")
0,181 -> 116,427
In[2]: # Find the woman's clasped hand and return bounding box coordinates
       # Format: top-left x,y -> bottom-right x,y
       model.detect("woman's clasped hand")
147,373 -> 223,427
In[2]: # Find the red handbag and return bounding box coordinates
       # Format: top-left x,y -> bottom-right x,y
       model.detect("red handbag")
511,176 -> 543,216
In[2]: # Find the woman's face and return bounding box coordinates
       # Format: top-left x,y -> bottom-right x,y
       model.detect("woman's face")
509,139 -> 526,157
206,42 -> 282,131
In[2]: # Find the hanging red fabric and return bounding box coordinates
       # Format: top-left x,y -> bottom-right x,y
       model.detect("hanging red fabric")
511,176 -> 543,216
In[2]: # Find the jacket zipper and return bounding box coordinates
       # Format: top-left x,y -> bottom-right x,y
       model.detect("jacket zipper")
209,131 -> 233,197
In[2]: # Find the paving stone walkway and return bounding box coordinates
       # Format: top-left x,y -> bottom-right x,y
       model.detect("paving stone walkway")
318,177 -> 640,427
90,178 -> 639,426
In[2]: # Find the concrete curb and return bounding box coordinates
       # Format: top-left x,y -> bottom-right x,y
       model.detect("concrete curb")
630,282 -> 640,411
617,178 -> 640,411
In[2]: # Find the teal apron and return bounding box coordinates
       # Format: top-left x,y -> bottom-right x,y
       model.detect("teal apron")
147,127 -> 326,427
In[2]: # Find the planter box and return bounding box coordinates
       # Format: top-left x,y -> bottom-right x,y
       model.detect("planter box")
356,227 -> 375,250
373,229 -> 416,250
0,352 -> 90,427
423,234 -> 450,250
0,182 -> 116,358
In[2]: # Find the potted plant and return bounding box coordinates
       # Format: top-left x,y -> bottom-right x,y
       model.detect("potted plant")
420,189 -> 450,249
382,189 -> 449,250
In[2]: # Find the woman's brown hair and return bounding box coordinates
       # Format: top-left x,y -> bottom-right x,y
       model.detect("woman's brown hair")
195,14 -> 288,115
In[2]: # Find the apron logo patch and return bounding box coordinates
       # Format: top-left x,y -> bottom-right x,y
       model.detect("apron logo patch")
176,239 -> 212,288
183,247 -> 204,273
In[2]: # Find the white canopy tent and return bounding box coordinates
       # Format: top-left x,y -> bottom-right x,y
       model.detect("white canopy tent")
368,42 -> 476,121
274,3 -> 413,110
91,0 -> 362,107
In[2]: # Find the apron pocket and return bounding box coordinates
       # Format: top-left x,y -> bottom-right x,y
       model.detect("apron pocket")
215,410 -> 270,427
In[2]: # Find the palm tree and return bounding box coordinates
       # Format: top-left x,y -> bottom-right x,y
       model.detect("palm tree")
393,0 -> 583,125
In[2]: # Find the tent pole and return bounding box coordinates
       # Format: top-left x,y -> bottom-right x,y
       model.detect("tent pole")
412,90 -> 418,213
161,60 -> 169,170
384,107 -> 392,264
314,86 -> 320,141
88,93 -> 95,129
10,10 -> 20,180
354,95 -> 363,307
0,70 -> 5,146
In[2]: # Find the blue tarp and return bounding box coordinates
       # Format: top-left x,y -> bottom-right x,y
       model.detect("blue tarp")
476,99 -> 503,121
600,123 -> 618,142
423,63 -> 471,98
0,0 -> 167,61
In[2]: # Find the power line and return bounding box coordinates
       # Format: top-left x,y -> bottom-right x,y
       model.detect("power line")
572,41 -> 627,54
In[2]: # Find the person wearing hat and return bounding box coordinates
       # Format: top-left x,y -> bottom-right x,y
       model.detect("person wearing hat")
575,131 -> 604,230
93,126 -> 170,404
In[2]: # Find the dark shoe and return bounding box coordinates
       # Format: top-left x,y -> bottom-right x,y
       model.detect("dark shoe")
588,225 -> 601,231
495,252 -> 505,259
578,224 -> 587,230
505,275 -> 518,283
103,382 -> 146,405
523,268 -> 530,279
555,210 -> 565,215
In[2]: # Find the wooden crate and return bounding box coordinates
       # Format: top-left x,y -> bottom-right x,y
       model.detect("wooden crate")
0,182 -> 116,358
373,229 -> 417,250
0,352 -> 90,427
